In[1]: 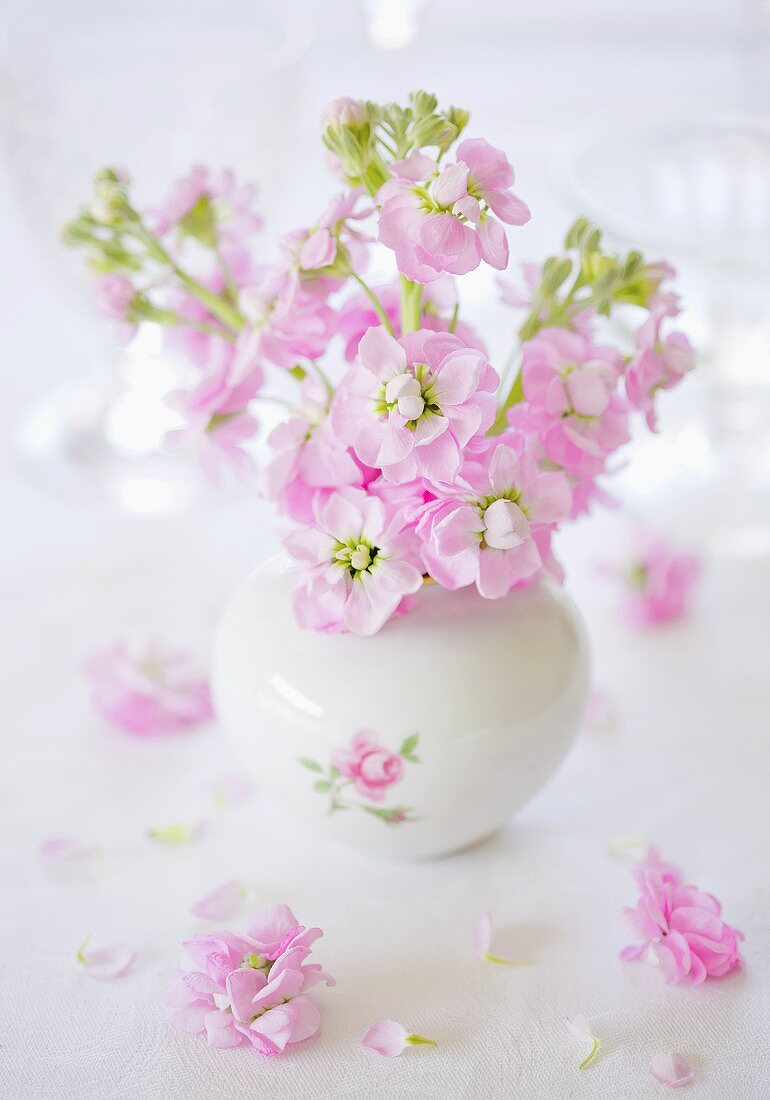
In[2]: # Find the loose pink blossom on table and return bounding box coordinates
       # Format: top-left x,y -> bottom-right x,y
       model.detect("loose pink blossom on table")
84,639 -> 213,737
611,537 -> 701,628
649,1053 -> 695,1089
474,909 -> 529,965
77,936 -> 136,979
285,487 -> 423,636
362,1019 -> 437,1057
191,880 -> 244,922
566,1015 -> 600,1069
163,904 -> 333,1053
620,849 -> 744,985
67,92 -> 695,636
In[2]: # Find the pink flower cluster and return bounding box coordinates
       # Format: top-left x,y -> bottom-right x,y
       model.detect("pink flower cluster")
163,904 -> 333,1053
620,849 -> 744,985
74,92 -> 695,634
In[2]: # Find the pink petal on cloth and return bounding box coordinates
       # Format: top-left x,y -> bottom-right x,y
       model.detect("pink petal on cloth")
362,1019 -> 409,1057
649,1053 -> 694,1088
40,836 -> 99,868
474,909 -> 493,955
78,939 -> 136,979
190,880 -> 243,921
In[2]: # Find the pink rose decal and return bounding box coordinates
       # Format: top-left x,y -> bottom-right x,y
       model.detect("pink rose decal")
331,731 -> 404,802
299,731 -> 420,824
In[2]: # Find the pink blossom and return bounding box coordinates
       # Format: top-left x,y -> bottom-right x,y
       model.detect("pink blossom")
77,936 -> 136,979
263,377 -> 363,523
238,266 -> 336,368
282,188 -> 371,275
514,328 -> 629,478
322,96 -> 366,129
626,299 -> 695,429
285,488 -> 423,635
93,273 -> 135,322
165,328 -> 263,483
649,1053 -> 695,1088
362,1020 -> 436,1057
84,638 -> 213,737
163,905 -> 333,1054
40,836 -> 102,872
614,537 -> 700,627
418,438 -> 571,598
336,278 -> 485,362
377,140 -> 529,282
333,326 -> 498,484
330,731 -> 404,802
148,165 -> 262,241
620,851 -> 744,985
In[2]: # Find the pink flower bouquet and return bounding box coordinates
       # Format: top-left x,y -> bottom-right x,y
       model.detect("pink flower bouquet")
65,91 -> 694,636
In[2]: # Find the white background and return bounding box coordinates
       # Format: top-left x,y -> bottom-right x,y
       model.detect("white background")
1,2 -> 769,1097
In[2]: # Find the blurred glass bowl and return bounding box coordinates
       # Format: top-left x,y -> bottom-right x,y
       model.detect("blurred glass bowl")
556,110 -> 770,556
1,0 -> 311,514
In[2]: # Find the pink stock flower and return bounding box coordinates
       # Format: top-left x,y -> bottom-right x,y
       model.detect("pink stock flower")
337,278 -> 485,362
514,328 -> 629,478
418,438 -> 571,598
620,851 -> 744,985
614,537 -> 700,627
238,266 -> 336,368
263,378 -> 363,523
362,1020 -> 437,1057
333,326 -> 498,484
377,139 -> 529,282
283,188 -> 371,275
84,638 -> 213,737
148,165 -> 262,241
285,487 -> 423,636
322,96 -> 367,129
93,273 -> 136,326
165,328 -> 263,482
330,731 -> 404,802
163,904 -> 333,1054
626,298 -> 695,430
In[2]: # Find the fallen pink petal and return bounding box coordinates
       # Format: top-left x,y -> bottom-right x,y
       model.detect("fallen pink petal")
362,1019 -> 437,1057
40,836 -> 102,871
209,774 -> 254,809
474,909 -> 528,965
77,936 -> 136,978
649,1052 -> 694,1088
566,1015 -> 600,1069
148,822 -> 203,845
191,880 -> 243,921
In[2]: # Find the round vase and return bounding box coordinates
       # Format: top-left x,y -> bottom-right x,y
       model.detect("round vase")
212,557 -> 590,860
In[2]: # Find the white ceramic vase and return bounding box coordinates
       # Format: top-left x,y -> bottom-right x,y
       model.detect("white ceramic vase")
212,557 -> 590,860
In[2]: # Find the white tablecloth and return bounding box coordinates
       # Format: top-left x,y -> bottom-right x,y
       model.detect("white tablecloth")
1,24 -> 768,1100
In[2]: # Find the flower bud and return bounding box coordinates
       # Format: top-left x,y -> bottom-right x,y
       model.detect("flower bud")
322,96 -> 366,133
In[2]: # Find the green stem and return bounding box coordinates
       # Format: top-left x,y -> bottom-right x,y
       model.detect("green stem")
448,302 -> 459,334
132,223 -> 245,333
400,275 -> 423,336
351,272 -> 395,336
578,1035 -> 600,1070
406,1034 -> 437,1047
490,368 -> 524,435
308,359 -> 334,399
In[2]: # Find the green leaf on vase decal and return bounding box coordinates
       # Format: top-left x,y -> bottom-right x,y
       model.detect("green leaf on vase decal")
300,730 -> 422,824
297,757 -> 324,773
399,732 -> 420,762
